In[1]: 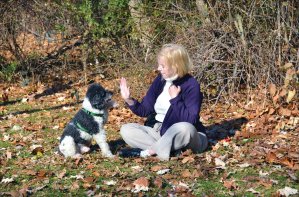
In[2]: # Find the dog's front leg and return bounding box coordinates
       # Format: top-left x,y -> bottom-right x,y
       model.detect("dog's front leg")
93,132 -> 113,158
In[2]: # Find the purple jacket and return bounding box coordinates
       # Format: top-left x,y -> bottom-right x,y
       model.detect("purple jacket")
128,73 -> 205,136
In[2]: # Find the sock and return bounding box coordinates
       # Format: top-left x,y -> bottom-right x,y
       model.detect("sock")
140,149 -> 153,158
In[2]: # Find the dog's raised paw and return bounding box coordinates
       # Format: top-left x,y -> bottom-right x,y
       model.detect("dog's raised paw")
80,146 -> 90,153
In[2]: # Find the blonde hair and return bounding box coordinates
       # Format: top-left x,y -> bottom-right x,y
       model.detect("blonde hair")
157,44 -> 193,77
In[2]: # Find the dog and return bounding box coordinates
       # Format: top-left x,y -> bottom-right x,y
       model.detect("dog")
59,83 -> 117,158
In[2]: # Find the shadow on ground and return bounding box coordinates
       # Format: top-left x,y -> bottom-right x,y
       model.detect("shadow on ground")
33,82 -> 73,99
90,139 -> 127,155
0,99 -> 22,106
91,117 -> 249,156
0,101 -> 82,120
205,117 -> 248,148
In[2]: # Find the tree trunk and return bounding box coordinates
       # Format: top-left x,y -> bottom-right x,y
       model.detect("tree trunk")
196,0 -> 210,23
128,0 -> 153,62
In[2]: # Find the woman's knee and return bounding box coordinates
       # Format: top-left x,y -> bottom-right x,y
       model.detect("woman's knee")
171,122 -> 197,135
120,123 -> 133,137
120,123 -> 140,138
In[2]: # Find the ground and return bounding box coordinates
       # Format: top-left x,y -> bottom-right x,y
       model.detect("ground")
0,66 -> 298,196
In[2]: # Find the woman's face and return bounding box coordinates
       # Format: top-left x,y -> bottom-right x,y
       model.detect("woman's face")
157,57 -> 176,79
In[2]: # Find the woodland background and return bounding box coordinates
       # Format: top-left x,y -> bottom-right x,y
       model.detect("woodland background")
0,0 -> 297,97
0,0 -> 298,196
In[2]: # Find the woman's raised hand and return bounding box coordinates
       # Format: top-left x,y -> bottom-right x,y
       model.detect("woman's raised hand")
120,77 -> 130,100
120,77 -> 135,105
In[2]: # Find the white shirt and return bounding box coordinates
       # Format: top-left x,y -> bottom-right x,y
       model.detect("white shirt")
154,75 -> 178,122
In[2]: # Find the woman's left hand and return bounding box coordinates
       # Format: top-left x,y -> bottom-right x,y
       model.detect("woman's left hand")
169,85 -> 181,98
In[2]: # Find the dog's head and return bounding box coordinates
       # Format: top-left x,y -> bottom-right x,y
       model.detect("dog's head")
86,83 -> 116,110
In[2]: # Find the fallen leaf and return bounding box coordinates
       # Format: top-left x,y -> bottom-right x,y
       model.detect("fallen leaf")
86,164 -> 94,169
205,154 -> 212,163
273,94 -> 279,104
131,165 -> 143,172
259,179 -> 272,188
287,171 -> 298,181
18,186 -> 29,196
279,88 -> 287,97
82,183 -> 92,189
223,179 -> 237,190
70,181 -> 80,191
286,89 -> 296,103
86,190 -> 95,196
3,134 -> 10,141
269,83 -> 276,97
151,165 -> 164,172
238,163 -> 250,168
104,180 -> 117,186
37,170 -> 47,178
181,169 -> 192,178
182,156 -> 195,164
6,151 -> 12,160
62,106 -> 71,111
57,96 -> 65,101
259,170 -> 269,177
192,169 -> 204,178
268,108 -> 275,115
132,177 -> 149,193
83,176 -> 94,183
284,68 -> 296,87
281,62 -> 293,70
215,158 -> 226,169
162,174 -> 175,180
277,187 -> 298,197
266,152 -> 277,163
20,96 -> 28,102
1,177 -> 14,183
26,185 -> 47,194
133,158 -> 142,163
11,125 -> 22,131
92,171 -> 100,177
157,169 -> 170,175
70,174 -> 84,180
23,169 -> 36,176
30,145 -> 44,155
75,157 -> 83,165
175,182 -> 190,192
59,122 -> 65,129
280,157 -> 295,169
57,169 -> 67,179
246,188 -> 260,194
278,107 -> 292,117
153,177 -> 163,188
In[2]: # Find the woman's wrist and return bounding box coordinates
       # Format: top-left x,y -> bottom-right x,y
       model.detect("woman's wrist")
124,97 -> 134,106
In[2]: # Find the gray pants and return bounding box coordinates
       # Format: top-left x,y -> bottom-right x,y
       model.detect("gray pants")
120,122 -> 208,160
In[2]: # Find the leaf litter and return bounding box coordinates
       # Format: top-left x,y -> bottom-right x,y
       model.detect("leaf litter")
0,74 -> 298,196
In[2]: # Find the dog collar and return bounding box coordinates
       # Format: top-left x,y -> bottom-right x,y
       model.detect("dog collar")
75,121 -> 90,133
82,108 -> 104,117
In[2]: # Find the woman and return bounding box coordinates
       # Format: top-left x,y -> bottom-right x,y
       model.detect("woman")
119,44 -> 208,160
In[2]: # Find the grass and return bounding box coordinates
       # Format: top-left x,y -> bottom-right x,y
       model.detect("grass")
0,75 -> 298,196
194,179 -> 227,196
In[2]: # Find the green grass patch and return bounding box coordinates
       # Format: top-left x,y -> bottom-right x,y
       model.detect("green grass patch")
194,179 -> 227,196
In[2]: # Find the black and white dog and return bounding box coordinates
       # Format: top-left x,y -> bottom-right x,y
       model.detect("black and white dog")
59,83 -> 117,158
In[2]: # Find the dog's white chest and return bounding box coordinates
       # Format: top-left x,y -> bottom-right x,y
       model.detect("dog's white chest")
79,129 -> 92,140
